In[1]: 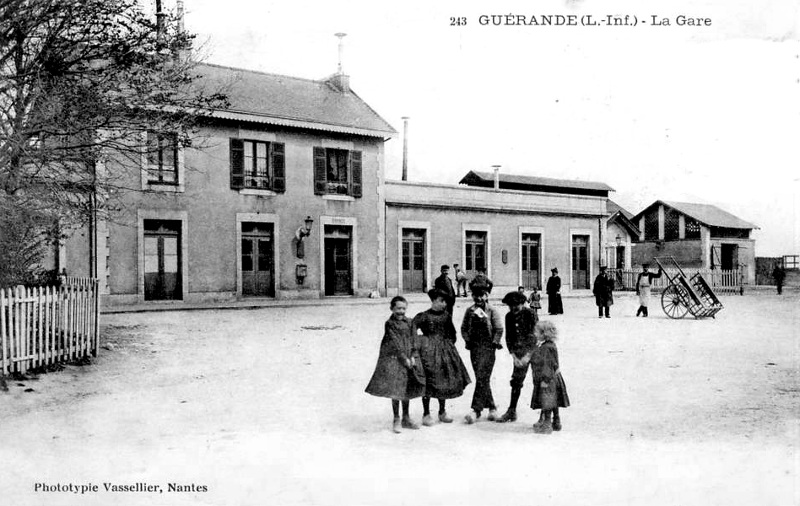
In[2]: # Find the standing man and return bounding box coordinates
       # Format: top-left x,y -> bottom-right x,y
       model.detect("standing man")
454,263 -> 468,297
635,263 -> 663,317
461,288 -> 504,424
434,264 -> 456,315
546,268 -> 563,315
592,266 -> 614,318
772,263 -> 786,295
496,291 -> 538,423
469,269 -> 494,295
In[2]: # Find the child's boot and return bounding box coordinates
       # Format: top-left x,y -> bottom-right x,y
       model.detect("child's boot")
534,410 -> 553,434
487,408 -> 499,422
497,409 -> 517,423
392,417 -> 402,434
401,416 -> 420,430
422,414 -> 436,427
636,305 -> 642,316
464,410 -> 480,424
532,411 -> 545,431
438,411 -> 453,423
643,307 -> 649,317
552,408 -> 562,431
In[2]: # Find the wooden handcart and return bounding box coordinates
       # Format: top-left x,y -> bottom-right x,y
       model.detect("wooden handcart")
653,257 -> 724,319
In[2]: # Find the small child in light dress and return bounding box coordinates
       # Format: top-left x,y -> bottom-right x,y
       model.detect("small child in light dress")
529,320 -> 570,434
528,287 -> 542,318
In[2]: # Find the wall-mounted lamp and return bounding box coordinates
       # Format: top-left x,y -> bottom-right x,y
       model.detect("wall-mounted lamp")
295,216 -> 314,258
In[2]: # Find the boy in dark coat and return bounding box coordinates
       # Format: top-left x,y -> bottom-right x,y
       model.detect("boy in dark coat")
461,288 -> 504,423
496,291 -> 538,423
592,266 -> 614,318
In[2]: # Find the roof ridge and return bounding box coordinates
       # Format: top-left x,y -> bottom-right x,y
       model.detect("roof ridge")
198,62 -> 327,85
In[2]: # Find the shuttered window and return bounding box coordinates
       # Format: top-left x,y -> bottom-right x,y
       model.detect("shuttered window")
230,138 -> 286,192
312,147 -> 363,197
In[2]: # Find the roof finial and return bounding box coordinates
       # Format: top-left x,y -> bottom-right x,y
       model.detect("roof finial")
335,33 -> 347,74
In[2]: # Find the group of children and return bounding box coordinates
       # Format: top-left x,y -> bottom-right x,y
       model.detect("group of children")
365,287 -> 569,434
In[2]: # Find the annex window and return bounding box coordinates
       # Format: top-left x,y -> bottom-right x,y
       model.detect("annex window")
684,217 -> 701,239
230,139 -> 286,192
147,132 -> 179,184
313,147 -> 362,197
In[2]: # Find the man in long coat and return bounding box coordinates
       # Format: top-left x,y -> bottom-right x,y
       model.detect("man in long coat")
772,264 -> 786,295
592,266 -> 614,318
433,264 -> 456,314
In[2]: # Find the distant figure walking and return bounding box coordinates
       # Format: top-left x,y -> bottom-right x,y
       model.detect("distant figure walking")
772,264 -> 786,295
592,266 -> 614,318
635,263 -> 663,317
546,268 -> 563,315
454,264 -> 469,297
433,264 -> 456,314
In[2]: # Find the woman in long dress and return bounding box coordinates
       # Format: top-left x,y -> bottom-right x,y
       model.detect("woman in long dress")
546,268 -> 563,315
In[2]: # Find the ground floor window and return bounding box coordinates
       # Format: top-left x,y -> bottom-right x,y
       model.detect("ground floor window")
324,225 -> 353,296
465,230 -> 487,280
572,235 -> 590,289
402,228 -> 426,292
143,220 -> 182,301
241,222 -> 275,297
521,233 -> 541,289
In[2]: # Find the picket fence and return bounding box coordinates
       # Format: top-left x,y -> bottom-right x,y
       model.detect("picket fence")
0,277 -> 99,375
607,268 -> 742,295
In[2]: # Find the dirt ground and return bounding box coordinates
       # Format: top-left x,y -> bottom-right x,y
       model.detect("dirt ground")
1,292 -> 798,506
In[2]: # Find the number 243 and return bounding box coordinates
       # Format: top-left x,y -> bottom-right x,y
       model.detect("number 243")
450,17 -> 467,26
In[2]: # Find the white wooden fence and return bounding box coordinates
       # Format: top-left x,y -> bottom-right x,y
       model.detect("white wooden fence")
0,277 -> 99,375
608,268 -> 743,295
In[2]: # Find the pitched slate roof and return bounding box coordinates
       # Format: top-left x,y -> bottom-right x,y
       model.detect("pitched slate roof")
633,200 -> 757,230
607,200 -> 634,220
459,171 -> 613,197
194,63 -> 396,138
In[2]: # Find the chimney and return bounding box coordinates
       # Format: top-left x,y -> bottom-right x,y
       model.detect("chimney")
175,0 -> 188,62
492,165 -> 501,190
155,0 -> 166,47
401,117 -> 409,181
329,33 -> 350,93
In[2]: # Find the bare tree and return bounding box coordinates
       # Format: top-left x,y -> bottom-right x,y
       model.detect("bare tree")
0,0 -> 228,284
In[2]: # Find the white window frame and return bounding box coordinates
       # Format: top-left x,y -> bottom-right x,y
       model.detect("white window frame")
518,226 -> 545,289
397,221 -> 432,294
140,132 -> 185,193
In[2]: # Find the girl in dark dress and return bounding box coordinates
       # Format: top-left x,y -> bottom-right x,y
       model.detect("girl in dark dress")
529,320 -> 570,434
546,268 -> 564,315
366,296 -> 426,433
413,289 -> 472,426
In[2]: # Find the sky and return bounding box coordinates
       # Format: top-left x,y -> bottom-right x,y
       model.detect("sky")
163,0 -> 797,256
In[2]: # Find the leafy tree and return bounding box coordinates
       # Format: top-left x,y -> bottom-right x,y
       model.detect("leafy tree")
0,0 -> 228,285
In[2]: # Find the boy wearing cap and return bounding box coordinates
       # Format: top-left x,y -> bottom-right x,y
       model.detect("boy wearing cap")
496,291 -> 538,423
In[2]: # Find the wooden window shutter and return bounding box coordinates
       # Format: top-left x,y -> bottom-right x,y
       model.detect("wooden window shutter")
313,147 -> 327,195
350,150 -> 362,198
230,138 -> 244,189
271,142 -> 286,192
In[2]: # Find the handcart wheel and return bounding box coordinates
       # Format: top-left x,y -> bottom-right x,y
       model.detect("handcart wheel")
662,284 -> 689,319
